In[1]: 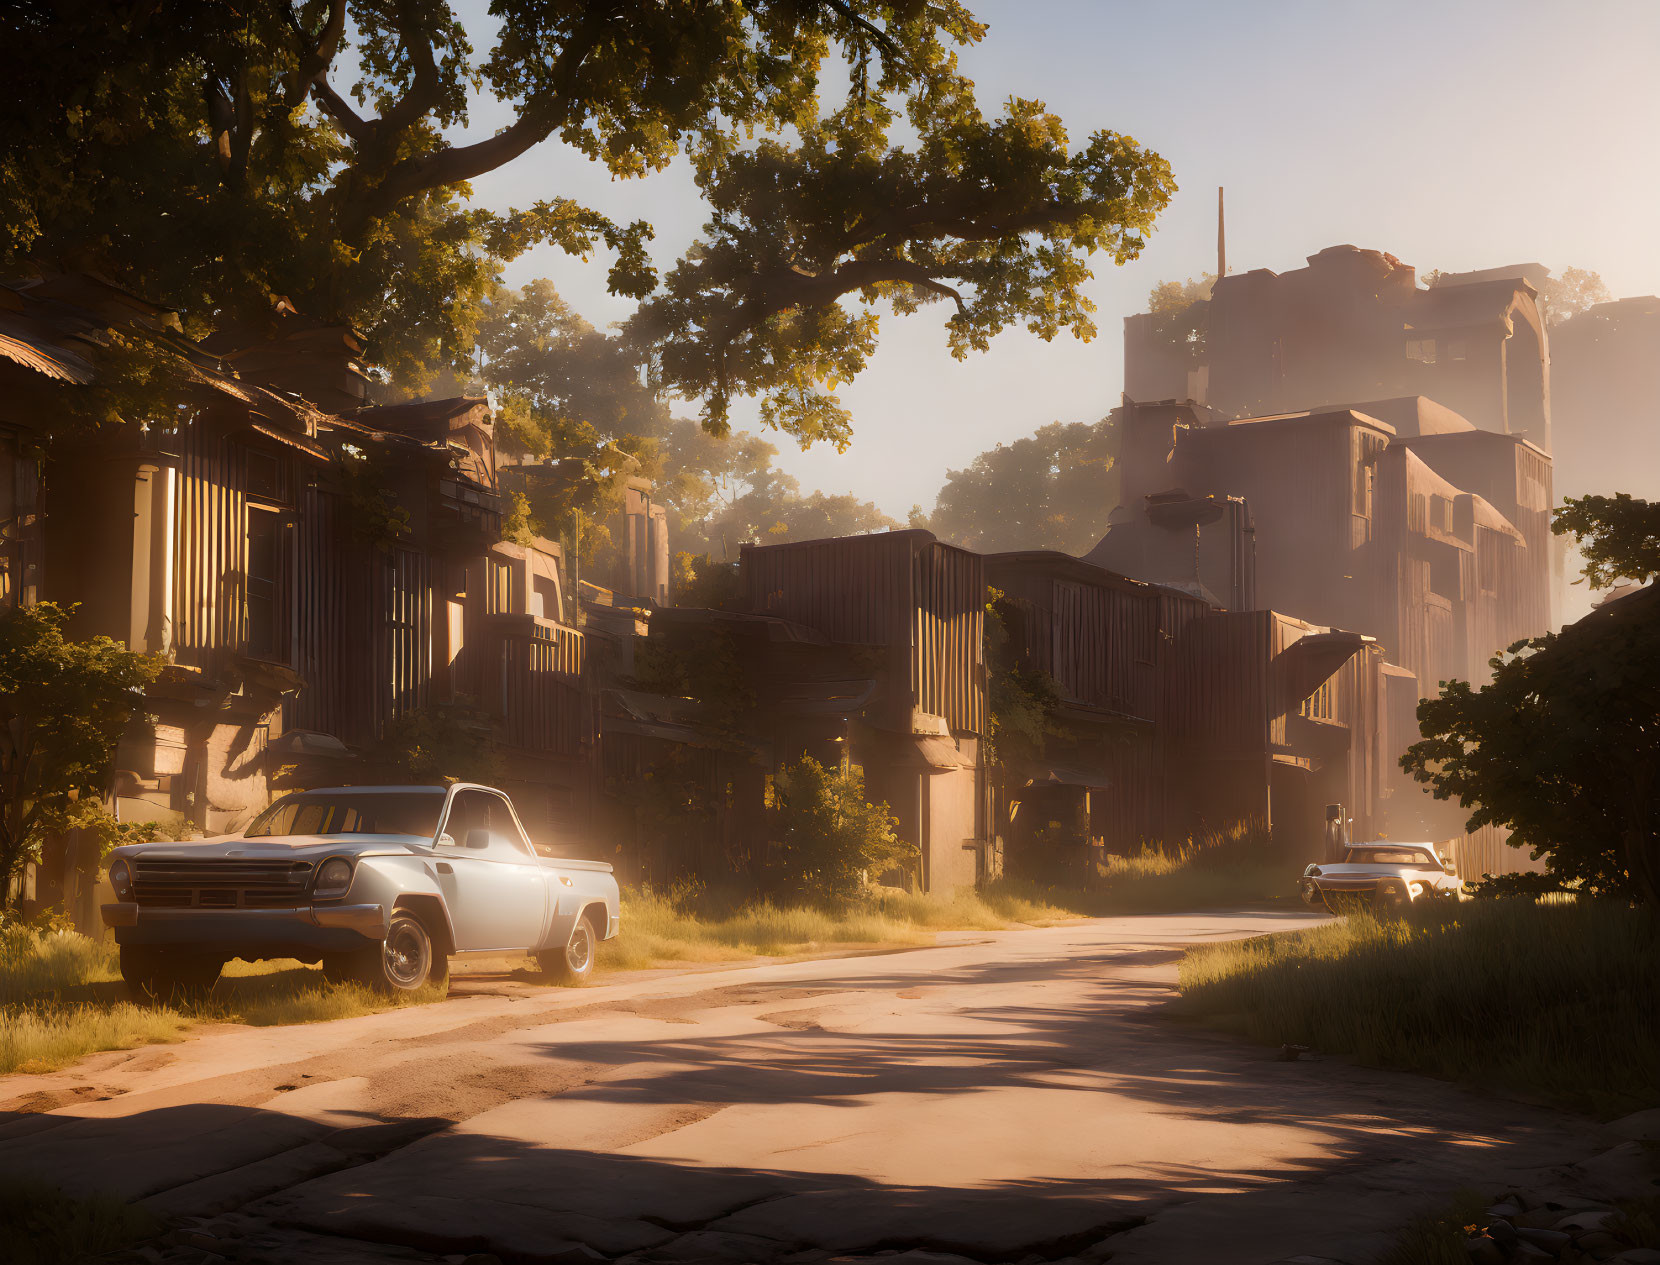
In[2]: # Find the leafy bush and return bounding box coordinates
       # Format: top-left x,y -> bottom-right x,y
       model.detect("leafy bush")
768,756 -> 913,902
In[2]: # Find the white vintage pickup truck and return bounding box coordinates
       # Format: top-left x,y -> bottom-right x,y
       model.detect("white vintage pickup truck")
101,783 -> 620,999
1299,842 -> 1464,910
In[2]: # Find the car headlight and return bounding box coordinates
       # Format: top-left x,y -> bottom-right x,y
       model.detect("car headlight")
1304,865 -> 1322,877
109,857 -> 133,900
313,856 -> 355,899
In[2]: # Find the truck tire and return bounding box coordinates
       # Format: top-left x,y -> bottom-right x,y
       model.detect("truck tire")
120,945 -> 222,1003
326,912 -> 447,996
537,912 -> 599,986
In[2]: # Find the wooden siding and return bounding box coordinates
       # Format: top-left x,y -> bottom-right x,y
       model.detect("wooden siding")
1051,578 -> 1157,717
172,424 -> 248,671
377,546 -> 431,723
744,532 -> 985,735
289,484 -> 345,734
911,540 -> 984,734
498,623 -> 588,754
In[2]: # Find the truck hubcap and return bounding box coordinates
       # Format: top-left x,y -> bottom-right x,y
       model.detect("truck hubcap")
567,923 -> 592,973
385,923 -> 429,987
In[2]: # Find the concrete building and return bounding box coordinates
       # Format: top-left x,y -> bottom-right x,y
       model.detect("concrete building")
1125,245 -> 1552,448
1550,295 -> 1660,503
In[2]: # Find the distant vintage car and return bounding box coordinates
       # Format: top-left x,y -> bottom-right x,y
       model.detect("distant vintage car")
101,783 -> 620,999
1299,842 -> 1464,910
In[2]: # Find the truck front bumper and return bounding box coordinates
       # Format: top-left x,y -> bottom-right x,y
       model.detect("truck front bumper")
101,902 -> 388,958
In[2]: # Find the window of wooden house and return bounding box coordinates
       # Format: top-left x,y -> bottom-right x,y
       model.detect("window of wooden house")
488,557 -> 513,615
1299,677 -> 1335,721
1406,337 -> 1437,364
1446,340 -> 1468,361
1429,495 -> 1453,533
246,505 -> 289,661
1478,529 -> 1502,595
244,448 -> 286,503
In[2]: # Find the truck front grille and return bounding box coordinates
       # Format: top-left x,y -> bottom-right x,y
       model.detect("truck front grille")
132,858 -> 314,909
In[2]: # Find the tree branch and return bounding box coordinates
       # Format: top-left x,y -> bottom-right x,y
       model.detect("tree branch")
282,0 -> 347,108
309,78 -> 374,145
820,0 -> 909,68
339,7 -> 616,239
375,2 -> 444,141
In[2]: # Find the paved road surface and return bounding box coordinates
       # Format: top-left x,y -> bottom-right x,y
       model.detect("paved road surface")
0,911 -> 1635,1265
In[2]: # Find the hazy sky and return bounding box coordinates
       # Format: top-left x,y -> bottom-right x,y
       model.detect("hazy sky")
461,0 -> 1660,519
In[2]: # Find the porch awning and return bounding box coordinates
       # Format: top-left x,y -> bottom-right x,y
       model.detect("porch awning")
1274,631 -> 1371,714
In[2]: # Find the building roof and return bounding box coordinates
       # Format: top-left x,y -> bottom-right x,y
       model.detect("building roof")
1343,396 -> 1475,437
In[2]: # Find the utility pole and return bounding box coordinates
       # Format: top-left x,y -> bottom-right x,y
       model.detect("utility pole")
1217,186 -> 1227,279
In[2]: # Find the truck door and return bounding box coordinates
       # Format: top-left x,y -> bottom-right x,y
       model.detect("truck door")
435,790 -> 549,951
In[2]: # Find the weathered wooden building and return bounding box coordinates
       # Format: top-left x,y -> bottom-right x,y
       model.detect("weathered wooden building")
983,550 -> 1397,870
598,531 -> 987,894
0,277 -> 596,913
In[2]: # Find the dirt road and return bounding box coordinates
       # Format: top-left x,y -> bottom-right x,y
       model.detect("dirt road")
0,911 -> 1636,1265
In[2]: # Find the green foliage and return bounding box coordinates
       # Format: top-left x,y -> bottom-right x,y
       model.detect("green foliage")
500,490 -> 542,547
929,417 -> 1118,555
1554,493 -> 1660,589
1142,272 -> 1214,367
983,591 -> 1062,768
367,704 -> 500,786
631,632 -> 756,741
768,756 -> 912,901
672,555 -> 746,611
2,3 -> 1170,441
0,1176 -> 160,1265
1178,899 -> 1660,1118
636,94 -> 1175,443
334,449 -> 411,552
0,604 -> 161,909
1539,266 -> 1612,328
1406,498 -> 1660,904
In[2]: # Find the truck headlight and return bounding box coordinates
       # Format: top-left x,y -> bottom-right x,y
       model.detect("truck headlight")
109,857 -> 133,900
313,857 -> 354,899
1304,864 -> 1322,877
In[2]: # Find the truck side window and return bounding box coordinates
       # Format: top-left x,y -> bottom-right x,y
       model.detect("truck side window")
481,793 -> 533,855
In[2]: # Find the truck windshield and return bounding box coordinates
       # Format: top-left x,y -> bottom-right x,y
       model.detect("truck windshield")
1347,847 -> 1437,868
246,791 -> 446,839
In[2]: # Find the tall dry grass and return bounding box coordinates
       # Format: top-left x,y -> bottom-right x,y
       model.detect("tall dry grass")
0,924 -> 433,1076
1177,897 -> 1660,1117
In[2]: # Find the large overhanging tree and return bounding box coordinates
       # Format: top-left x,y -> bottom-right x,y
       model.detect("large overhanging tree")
1,1 -> 1174,442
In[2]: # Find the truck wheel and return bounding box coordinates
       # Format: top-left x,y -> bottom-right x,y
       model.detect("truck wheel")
328,913 -> 447,996
120,946 -> 222,1003
1375,882 -> 1410,914
537,913 -> 598,986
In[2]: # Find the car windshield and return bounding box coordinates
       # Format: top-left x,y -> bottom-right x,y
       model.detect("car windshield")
1347,847 -> 1438,867
246,791 -> 445,839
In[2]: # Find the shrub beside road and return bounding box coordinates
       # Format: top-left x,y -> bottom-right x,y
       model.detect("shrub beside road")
1176,897 -> 1660,1118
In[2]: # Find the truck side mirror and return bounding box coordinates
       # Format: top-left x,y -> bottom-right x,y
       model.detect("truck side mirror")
464,828 -> 490,850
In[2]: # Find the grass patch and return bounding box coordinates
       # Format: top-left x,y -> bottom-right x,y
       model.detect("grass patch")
1176,897 -> 1660,1118
0,1176 -> 158,1265
0,925 -> 433,1077
1376,1189 -> 1489,1265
